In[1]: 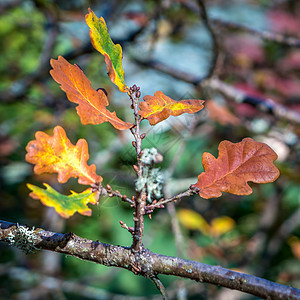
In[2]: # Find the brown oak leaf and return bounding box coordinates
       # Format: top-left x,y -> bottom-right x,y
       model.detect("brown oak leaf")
191,138 -> 280,199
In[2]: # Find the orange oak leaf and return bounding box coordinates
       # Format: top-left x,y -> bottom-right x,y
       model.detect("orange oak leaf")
50,56 -> 132,130
191,138 -> 280,199
25,126 -> 102,185
139,91 -> 204,125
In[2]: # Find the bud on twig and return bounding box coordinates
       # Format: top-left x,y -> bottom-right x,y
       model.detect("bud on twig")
136,91 -> 141,98
132,141 -> 137,148
140,133 -> 146,139
133,165 -> 139,173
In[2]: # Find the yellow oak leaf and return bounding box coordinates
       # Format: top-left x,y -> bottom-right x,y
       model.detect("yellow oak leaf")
25,126 -> 102,185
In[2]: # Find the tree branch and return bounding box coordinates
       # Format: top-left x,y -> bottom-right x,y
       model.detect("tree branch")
181,0 -> 300,47
211,18 -> 300,48
2,220 -> 299,299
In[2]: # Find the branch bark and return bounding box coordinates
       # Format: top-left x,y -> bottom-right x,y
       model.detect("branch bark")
1,220 -> 300,300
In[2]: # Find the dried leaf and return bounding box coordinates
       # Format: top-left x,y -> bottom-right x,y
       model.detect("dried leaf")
177,209 -> 210,234
139,91 -> 204,125
210,216 -> 235,237
25,126 -> 102,185
85,9 -> 128,92
27,183 -> 98,218
206,100 -> 240,126
50,56 -> 132,130
178,209 -> 235,237
192,138 -> 280,199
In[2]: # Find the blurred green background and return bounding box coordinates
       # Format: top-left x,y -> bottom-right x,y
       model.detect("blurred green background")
1,0 -> 300,299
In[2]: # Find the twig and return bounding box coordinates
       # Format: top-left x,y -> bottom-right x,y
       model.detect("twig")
151,276 -> 168,300
1,220 -> 300,300
265,205 -> 300,261
211,18 -> 300,48
164,116 -> 199,256
239,189 -> 281,268
146,187 -> 199,213
197,0 -> 219,79
181,0 -> 300,47
128,85 -> 146,252
104,184 -> 135,206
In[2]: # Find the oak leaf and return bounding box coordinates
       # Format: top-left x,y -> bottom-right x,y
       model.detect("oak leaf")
139,91 -> 204,125
25,126 -> 102,185
85,9 -> 128,92
50,56 -> 132,130
206,100 -> 240,126
27,183 -> 99,218
191,138 -> 280,199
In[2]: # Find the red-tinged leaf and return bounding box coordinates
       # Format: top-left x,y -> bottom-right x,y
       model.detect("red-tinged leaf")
139,91 -> 204,125
50,56 -> 132,130
27,183 -> 99,218
206,100 -> 241,126
25,126 -> 102,185
85,9 -> 128,92
191,138 -> 280,199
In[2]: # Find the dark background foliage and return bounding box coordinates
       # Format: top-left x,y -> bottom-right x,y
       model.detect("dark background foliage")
1,0 -> 300,299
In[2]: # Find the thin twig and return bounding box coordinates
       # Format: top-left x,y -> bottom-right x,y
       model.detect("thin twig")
128,86 -> 146,252
105,184 -> 135,206
211,18 -> 300,48
197,0 -> 219,79
151,276 -> 169,300
146,187 -> 199,213
239,189 -> 281,268
182,0 -> 300,47
265,205 -> 300,261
